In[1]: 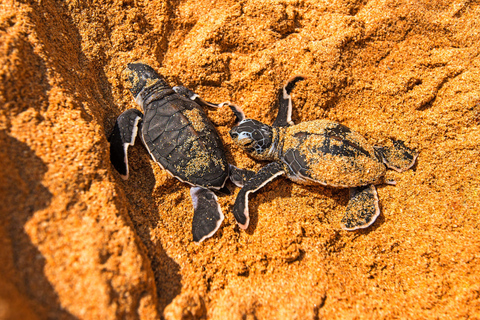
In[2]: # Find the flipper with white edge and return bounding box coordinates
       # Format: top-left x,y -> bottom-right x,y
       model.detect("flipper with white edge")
232,162 -> 285,229
375,140 -> 418,172
173,85 -> 225,108
108,108 -> 143,179
342,185 -> 380,231
272,76 -> 306,127
173,85 -> 245,124
191,187 -> 224,243
229,164 -> 256,188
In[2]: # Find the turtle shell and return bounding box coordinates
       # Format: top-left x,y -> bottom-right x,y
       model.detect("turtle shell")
141,91 -> 228,189
279,120 -> 386,187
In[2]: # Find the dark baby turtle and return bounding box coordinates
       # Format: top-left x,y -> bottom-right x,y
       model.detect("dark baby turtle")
108,62 -> 253,243
229,76 -> 418,231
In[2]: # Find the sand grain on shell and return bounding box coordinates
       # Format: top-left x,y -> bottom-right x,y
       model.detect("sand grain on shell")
282,120 -> 386,186
1,0 -> 480,319
183,108 -> 207,132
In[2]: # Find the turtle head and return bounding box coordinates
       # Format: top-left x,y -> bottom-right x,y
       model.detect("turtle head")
230,119 -> 275,160
123,63 -> 169,103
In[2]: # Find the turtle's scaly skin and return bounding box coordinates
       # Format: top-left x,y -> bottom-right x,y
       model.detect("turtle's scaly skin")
140,85 -> 228,188
274,120 -> 386,187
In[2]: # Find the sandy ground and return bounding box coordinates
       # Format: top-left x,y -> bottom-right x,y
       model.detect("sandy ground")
1,0 -> 479,319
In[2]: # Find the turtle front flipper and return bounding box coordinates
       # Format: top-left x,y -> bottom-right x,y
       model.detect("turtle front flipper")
341,185 -> 380,231
108,108 -> 143,179
173,85 -> 246,123
229,164 -> 256,188
173,85 -> 226,108
375,140 -> 418,172
190,187 -> 225,243
272,76 -> 305,128
233,162 -> 285,230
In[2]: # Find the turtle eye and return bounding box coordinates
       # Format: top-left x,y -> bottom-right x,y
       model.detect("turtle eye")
252,130 -> 263,140
230,132 -> 238,139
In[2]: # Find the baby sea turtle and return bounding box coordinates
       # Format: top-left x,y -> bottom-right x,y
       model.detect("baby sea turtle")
229,76 -> 418,231
108,62 -> 253,243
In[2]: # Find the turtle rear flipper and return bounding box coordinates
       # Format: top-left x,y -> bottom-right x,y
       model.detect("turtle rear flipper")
341,185 -> 380,231
109,108 -> 143,179
191,187 -> 224,243
229,164 -> 256,188
233,162 -> 285,229
375,140 -> 418,172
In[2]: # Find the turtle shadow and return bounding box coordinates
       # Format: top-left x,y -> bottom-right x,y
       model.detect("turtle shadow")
115,142 -> 183,313
0,131 -> 77,320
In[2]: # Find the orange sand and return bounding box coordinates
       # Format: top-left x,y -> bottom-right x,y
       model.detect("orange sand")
1,0 -> 479,319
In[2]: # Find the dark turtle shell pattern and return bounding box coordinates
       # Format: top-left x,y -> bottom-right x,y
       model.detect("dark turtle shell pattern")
142,89 -> 228,189
278,120 -> 386,187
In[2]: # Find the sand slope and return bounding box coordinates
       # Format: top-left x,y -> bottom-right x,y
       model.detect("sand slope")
1,0 -> 479,319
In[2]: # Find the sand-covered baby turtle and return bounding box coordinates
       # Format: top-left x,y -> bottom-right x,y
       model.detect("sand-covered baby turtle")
108,63 -> 252,243
229,77 -> 418,231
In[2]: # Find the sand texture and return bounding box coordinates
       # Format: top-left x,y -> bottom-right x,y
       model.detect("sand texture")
1,0 -> 479,319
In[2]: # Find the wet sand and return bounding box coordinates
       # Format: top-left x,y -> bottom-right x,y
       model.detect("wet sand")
1,0 -> 479,319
